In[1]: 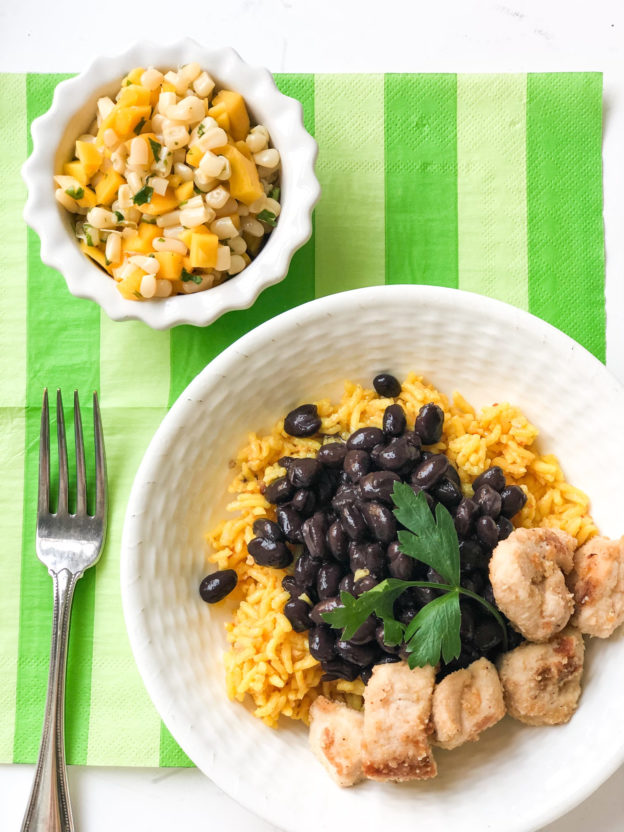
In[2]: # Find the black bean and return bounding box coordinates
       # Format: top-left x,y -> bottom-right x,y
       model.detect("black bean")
412,453 -> 449,489
462,571 -> 485,595
500,485 -> 527,518
294,550 -> 322,586
373,373 -> 402,397
335,640 -> 380,667
404,430 -> 423,450
276,506 -> 303,543
264,476 -> 294,504
301,512 -> 329,558
278,456 -> 295,470
375,623 -> 402,654
314,469 -> 336,505
287,457 -> 322,488
359,666 -> 374,685
414,403 -> 444,445
454,498 -> 479,539
320,658 -> 360,682
446,465 -> 461,487
316,442 -> 347,468
459,538 -> 488,572
460,603 -> 476,642
474,620 -> 503,652
373,436 -> 417,471
327,520 -> 349,562
359,470 -> 401,503
360,501 -> 397,543
473,466 -> 506,493
507,626 -> 524,650
387,542 -> 415,580
427,567 -> 446,585
339,574 -> 356,595
199,569 -> 238,603
346,427 -> 385,451
284,404 -> 321,437
496,515 -> 514,540
410,586 -> 439,606
475,515 -> 499,549
331,482 -> 363,509
344,450 -> 371,482
282,575 -> 298,594
252,518 -> 284,541
482,582 -> 496,607
317,562 -> 343,600
248,537 -> 293,568
474,484 -> 502,518
382,404 -> 407,436
433,477 -> 463,508
291,488 -> 316,516
310,596 -> 342,626
363,542 -> 385,575
284,598 -> 312,631
308,627 -> 336,661
339,503 -> 367,541
354,575 -> 379,595
375,654 -> 401,665
349,541 -> 368,573
398,605 -> 418,625
349,614 -> 378,645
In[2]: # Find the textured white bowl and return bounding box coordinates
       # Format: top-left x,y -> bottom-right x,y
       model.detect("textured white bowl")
121,285 -> 624,832
22,39 -> 319,329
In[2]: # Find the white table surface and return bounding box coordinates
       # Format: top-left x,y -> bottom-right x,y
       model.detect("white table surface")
2,0 -> 624,829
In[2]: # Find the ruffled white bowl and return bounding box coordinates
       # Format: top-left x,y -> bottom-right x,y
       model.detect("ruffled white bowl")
22,39 -> 319,329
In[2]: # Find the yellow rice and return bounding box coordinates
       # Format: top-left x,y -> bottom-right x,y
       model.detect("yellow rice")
207,373 -> 597,728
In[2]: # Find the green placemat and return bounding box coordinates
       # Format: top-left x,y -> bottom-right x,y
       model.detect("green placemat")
0,72 -> 605,767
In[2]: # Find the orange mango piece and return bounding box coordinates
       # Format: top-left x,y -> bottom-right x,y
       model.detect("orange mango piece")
122,222 -> 162,254
95,170 -> 125,206
63,161 -> 89,186
219,144 -> 263,206
186,145 -> 204,168
75,141 -> 103,177
154,251 -> 184,280
137,188 -> 179,216
175,180 -> 195,203
117,267 -> 144,300
79,241 -> 112,274
211,90 -> 250,141
117,84 -> 151,107
189,232 -> 218,269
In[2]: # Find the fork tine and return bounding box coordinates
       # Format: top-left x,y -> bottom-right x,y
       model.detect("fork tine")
74,391 -> 87,516
93,391 -> 107,521
56,389 -> 69,514
38,389 -> 50,516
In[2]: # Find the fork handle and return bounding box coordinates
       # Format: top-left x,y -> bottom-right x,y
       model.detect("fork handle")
21,568 -> 78,832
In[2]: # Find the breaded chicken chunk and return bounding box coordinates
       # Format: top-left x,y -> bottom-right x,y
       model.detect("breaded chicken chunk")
498,627 -> 584,726
568,535 -> 624,638
362,662 -> 437,781
489,527 -> 576,642
432,658 -> 505,750
309,696 -> 364,787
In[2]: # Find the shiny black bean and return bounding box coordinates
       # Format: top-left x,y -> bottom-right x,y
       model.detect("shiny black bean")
360,501 -> 397,543
335,640 -> 380,667
281,575 -> 298,594
462,571 -> 485,595
363,542 -> 385,575
346,427 -> 385,451
284,403 -> 321,437
294,550 -> 322,586
474,484 -> 502,519
344,450 -> 371,482
320,658 -> 360,682
427,567 -> 445,584
359,666 -> 374,685
475,515 -> 499,549
496,515 -> 514,540
398,605 -> 418,625
474,620 -> 503,652
500,485 -> 527,518
316,442 -> 347,468
349,614 -> 378,645
404,430 -> 423,450
459,538 -> 488,572
308,627 -> 336,661
339,503 -> 368,541
359,470 -> 401,503
252,518 -> 284,541
382,404 -> 407,436
349,542 -> 368,573
375,623 -> 402,654
331,483 -> 363,509
373,373 -> 402,398
291,488 -> 316,516
314,469 -> 335,505
310,596 -> 342,625
199,569 -> 238,603
433,477 -> 463,508
276,506 -> 303,543
247,537 -> 293,568
387,543 -> 415,580
354,574 -> 379,595
287,457 -> 322,488
446,465 -> 461,487
339,574 -> 356,595
473,466 -> 506,493
454,498 -> 479,538
278,456 -> 295,470
283,598 -> 312,631
327,520 -> 350,562
264,476 -> 294,504
373,436 -> 418,471
317,562 -> 343,600
301,512 -> 329,558
460,603 -> 476,642
414,403 -> 444,445
412,586 -> 439,605
376,654 -> 401,666
412,453 -> 449,489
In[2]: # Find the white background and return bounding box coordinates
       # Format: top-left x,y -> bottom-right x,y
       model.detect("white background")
1,0 -> 623,829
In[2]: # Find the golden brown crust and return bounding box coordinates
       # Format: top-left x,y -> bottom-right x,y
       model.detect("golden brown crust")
309,696 -> 364,787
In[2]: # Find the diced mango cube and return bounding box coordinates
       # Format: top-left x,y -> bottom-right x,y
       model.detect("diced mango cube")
122,67 -> 145,86
179,224 -> 210,248
75,187 -> 98,210
117,267 -> 144,300
122,222 -> 162,254
117,84 -> 151,107
161,81 -> 177,93
75,141 -> 103,177
235,140 -> 253,161
175,181 -> 194,203
185,145 -> 204,168
208,102 -> 231,133
137,188 -> 179,216
154,251 -> 184,280
189,232 -> 218,269
63,161 -> 89,186
211,90 -> 250,141
95,170 -> 125,206
219,144 -> 263,205
80,241 -> 112,274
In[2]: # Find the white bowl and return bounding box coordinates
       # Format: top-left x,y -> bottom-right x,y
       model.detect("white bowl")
121,285 -> 624,832
22,39 -> 319,329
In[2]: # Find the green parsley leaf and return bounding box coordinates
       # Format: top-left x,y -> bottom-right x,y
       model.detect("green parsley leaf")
404,591 -> 462,667
141,216 -> 158,224
133,117 -> 146,135
148,138 -> 162,161
114,210 -> 124,222
269,186 -> 280,202
393,483 -> 460,586
257,209 -> 277,227
65,186 -> 84,200
181,268 -> 202,285
132,185 -> 154,206
197,122 -> 206,137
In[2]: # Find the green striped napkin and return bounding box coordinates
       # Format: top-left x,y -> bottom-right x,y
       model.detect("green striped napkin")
0,72 -> 605,768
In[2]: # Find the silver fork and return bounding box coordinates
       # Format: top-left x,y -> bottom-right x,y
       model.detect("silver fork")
21,389 -> 107,832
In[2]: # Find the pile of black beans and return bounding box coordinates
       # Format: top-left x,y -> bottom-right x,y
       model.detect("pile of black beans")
202,373 -> 527,684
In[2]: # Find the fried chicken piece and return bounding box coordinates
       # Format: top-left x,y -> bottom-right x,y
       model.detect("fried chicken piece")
309,696 -> 364,787
432,658 -> 505,750
568,535 -> 624,638
498,627 -> 584,726
489,527 -> 576,642
362,662 -> 437,781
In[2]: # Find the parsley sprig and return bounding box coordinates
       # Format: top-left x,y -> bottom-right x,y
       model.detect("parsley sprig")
323,482 -> 508,668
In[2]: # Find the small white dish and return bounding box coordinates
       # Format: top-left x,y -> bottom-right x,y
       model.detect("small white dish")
121,285 -> 624,832
22,39 -> 319,329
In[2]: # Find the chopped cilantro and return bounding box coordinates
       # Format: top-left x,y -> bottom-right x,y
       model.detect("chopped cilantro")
197,123 -> 206,137
84,224 -> 95,247
132,185 -> 154,206
124,79 -> 132,86
178,199 -> 188,208
148,138 -> 162,161
141,216 -> 158,224
257,209 -> 277,227
193,184 -> 203,195
181,268 -> 202,284
114,210 -> 124,222
133,290 -> 143,299
133,117 -> 146,135
65,186 -> 84,200
269,186 -> 280,202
